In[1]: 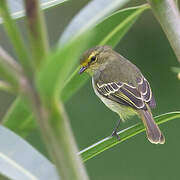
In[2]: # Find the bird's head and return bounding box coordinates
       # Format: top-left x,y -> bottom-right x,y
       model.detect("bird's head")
79,45 -> 113,75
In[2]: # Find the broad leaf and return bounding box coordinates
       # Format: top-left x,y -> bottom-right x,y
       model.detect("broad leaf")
3,97 -> 36,137
79,112 -> 180,162
59,0 -> 131,44
36,32 -> 94,103
0,125 -> 59,180
61,67 -> 89,102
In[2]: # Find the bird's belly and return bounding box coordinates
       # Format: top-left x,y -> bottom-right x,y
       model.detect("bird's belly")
92,78 -> 136,121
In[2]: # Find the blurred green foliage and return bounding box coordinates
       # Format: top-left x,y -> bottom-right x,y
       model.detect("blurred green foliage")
0,0 -> 180,180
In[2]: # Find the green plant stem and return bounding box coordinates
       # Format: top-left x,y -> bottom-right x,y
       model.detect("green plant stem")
147,0 -> 180,63
22,86 -> 89,179
23,1 -> 89,179
40,100 -> 89,180
24,91 -> 89,179
24,0 -> 49,69
0,0 -> 33,76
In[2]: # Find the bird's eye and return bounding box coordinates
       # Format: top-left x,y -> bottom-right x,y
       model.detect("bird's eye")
90,56 -> 96,62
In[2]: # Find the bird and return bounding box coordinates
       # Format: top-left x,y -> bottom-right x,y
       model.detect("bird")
79,45 -> 165,144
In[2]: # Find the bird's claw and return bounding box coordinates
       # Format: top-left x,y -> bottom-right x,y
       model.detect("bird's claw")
111,130 -> 120,141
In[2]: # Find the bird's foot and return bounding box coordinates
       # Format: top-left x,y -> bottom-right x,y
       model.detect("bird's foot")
111,130 -> 120,141
111,119 -> 121,141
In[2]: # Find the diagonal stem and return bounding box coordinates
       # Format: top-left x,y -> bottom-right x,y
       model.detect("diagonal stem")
0,46 -> 25,89
0,80 -> 14,94
147,0 -> 180,63
23,1 -> 89,179
0,0 -> 33,76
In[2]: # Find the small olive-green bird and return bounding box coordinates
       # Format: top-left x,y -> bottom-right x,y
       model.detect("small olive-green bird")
79,45 -> 165,144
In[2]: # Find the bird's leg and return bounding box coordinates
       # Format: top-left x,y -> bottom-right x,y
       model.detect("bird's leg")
111,119 -> 121,140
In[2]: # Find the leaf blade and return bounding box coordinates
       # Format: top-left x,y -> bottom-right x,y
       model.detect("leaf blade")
79,112 -> 180,162
36,32 -> 94,103
59,0 -> 131,44
3,97 -> 36,137
0,125 -> 59,180
61,67 -> 89,102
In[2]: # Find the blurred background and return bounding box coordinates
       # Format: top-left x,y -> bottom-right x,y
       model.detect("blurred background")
0,0 -> 180,180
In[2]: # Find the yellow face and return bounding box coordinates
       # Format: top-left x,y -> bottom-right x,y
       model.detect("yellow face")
81,51 -> 96,67
79,50 -> 98,74
79,45 -> 112,74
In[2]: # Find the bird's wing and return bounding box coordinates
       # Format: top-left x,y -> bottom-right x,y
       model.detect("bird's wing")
96,76 -> 156,110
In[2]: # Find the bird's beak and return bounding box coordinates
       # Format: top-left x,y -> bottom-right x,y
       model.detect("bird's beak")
79,66 -> 88,74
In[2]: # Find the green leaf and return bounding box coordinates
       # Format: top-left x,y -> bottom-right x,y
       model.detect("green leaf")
0,0 -> 68,23
61,67 -> 89,102
0,125 -> 58,180
61,5 -> 149,102
59,0 -> 131,44
3,97 -> 36,137
36,32 -> 94,104
94,4 -> 149,46
79,112 -> 180,162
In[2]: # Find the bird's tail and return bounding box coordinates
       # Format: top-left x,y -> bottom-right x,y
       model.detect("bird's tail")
138,107 -> 165,144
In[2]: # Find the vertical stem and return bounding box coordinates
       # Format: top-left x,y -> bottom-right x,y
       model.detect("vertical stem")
24,87 -> 89,180
24,0 -> 49,69
23,1 -> 89,179
38,100 -> 89,180
147,0 -> 180,63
